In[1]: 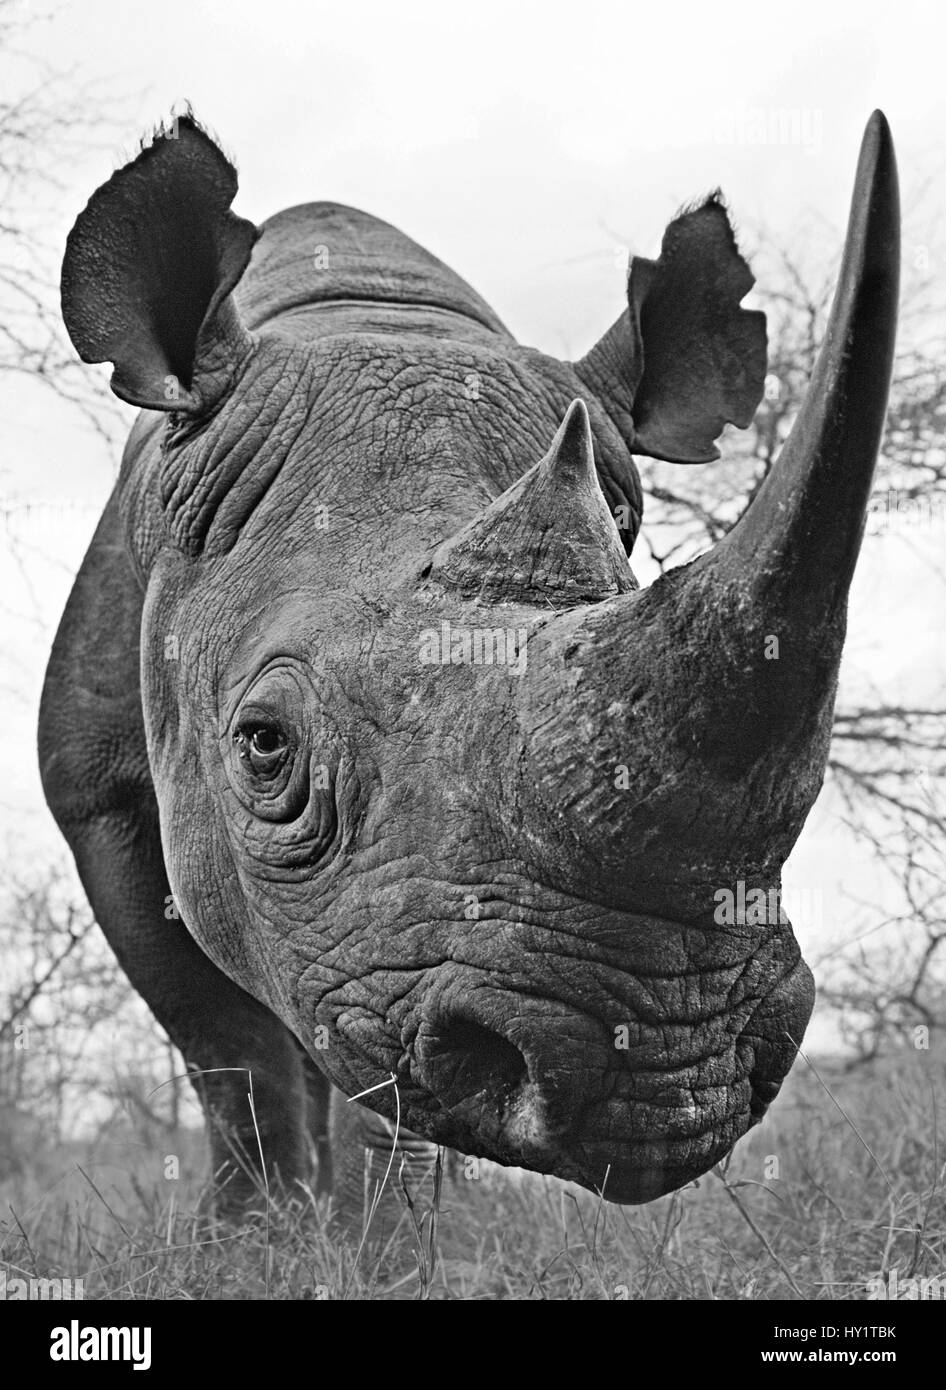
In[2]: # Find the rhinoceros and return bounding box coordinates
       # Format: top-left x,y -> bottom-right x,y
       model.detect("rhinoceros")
39,112 -> 898,1220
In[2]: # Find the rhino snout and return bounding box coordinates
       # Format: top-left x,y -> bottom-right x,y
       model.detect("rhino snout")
388,951 -> 813,1202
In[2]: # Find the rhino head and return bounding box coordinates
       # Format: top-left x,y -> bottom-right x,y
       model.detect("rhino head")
59,113 -> 898,1203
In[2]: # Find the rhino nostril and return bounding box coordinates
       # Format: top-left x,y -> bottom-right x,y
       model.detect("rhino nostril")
426,1019 -> 528,1103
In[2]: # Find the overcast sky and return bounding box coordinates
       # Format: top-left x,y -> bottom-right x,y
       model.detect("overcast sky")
14,0 -> 946,357
1,0 -> 944,1047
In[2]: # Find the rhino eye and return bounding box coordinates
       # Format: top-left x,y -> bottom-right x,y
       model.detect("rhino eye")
233,720 -> 288,775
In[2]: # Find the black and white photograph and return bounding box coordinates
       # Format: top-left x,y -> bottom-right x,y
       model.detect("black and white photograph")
0,0 -> 943,1338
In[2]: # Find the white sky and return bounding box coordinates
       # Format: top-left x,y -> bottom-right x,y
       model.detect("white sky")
20,0 -> 946,358
1,0 -> 944,1049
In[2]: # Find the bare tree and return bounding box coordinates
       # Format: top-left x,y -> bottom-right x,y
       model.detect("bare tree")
0,0 -> 123,450
0,11 -> 171,1161
0,867 -> 187,1170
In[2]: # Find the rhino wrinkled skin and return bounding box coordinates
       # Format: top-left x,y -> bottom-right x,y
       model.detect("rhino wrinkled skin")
39,113 -> 899,1214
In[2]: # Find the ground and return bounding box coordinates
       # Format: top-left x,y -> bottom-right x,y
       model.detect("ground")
1,1044 -> 943,1301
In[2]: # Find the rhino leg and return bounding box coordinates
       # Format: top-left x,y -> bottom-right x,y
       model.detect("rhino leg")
38,494 -> 312,1215
301,1052 -> 333,1195
327,1087 -> 446,1236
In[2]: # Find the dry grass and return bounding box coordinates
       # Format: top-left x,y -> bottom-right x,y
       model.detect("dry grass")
1,1044 -> 944,1300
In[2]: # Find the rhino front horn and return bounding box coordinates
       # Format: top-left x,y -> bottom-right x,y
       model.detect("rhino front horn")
428,399 -> 636,606
514,114 -> 901,895
702,109 -> 900,615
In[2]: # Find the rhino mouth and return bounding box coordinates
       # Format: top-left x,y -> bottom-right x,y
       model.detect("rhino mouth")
323,931 -> 814,1203
403,1004 -> 806,1202
408,1055 -> 766,1204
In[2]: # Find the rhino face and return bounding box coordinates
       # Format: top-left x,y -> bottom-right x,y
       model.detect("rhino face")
61,113 -> 898,1202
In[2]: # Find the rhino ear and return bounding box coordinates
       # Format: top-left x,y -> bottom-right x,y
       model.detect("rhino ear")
578,195 -> 767,464
61,113 -> 259,415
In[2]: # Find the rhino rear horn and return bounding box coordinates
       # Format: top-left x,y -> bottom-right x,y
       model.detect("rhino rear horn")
428,399 -> 636,607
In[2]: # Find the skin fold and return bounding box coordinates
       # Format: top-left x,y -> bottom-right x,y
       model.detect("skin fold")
38,112 -> 899,1216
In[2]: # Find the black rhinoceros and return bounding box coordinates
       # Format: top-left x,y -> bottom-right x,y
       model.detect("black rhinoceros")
39,112 -> 898,1218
